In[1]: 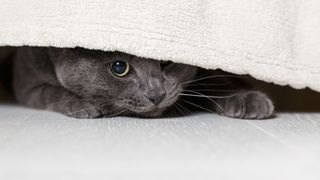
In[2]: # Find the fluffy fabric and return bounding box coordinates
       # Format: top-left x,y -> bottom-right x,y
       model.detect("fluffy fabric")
0,0 -> 319,91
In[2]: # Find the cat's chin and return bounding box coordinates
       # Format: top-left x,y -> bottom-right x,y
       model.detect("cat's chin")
131,108 -> 166,118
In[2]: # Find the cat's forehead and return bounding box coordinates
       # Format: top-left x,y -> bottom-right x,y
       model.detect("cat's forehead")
113,51 -> 132,59
113,52 -> 160,67
72,49 -> 160,67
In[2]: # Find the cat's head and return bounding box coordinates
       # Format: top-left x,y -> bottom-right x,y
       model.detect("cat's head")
52,48 -> 197,117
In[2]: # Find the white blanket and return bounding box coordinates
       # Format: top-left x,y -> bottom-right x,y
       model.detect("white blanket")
0,0 -> 320,91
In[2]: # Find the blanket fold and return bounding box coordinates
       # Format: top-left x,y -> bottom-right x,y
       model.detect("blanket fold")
0,0 -> 320,91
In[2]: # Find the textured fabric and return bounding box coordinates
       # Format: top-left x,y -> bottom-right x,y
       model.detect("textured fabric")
0,105 -> 320,180
0,0 -> 320,91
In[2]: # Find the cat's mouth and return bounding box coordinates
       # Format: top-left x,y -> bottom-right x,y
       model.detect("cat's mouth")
162,88 -> 181,106
121,93 -> 180,117
116,86 -> 182,117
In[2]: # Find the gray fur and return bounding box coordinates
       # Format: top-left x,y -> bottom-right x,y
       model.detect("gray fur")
13,47 -> 274,119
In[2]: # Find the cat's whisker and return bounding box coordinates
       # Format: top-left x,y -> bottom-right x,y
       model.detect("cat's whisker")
101,107 -> 121,117
181,99 -> 216,114
183,83 -> 230,87
98,104 -> 126,118
66,106 -> 99,117
66,101 -> 113,117
174,102 -> 186,116
46,98 -> 103,107
180,90 -> 226,113
187,89 -> 239,92
172,104 -> 180,116
181,74 -> 243,85
180,93 -> 235,99
176,101 -> 192,115
103,109 -> 127,118
183,89 -> 237,98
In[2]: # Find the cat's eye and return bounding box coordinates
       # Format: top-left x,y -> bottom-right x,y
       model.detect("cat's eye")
110,61 -> 130,77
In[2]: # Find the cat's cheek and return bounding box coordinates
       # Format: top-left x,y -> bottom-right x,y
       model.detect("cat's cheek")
166,66 -> 197,84
183,67 -> 198,82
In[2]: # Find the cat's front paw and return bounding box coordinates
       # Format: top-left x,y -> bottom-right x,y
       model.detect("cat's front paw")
218,91 -> 274,119
64,103 -> 102,119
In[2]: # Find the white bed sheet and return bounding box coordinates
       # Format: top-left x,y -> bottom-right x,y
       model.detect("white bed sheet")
0,105 -> 320,180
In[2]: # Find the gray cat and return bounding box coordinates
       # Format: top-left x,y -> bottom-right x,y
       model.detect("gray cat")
13,47 -> 274,119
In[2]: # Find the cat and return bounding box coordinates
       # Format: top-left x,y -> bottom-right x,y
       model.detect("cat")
13,47 -> 274,119
0,47 -> 15,99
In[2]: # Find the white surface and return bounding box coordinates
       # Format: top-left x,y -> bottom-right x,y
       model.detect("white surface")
1,105 -> 320,180
0,0 -> 320,91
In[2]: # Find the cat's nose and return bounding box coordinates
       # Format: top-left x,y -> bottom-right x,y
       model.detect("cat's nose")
146,92 -> 166,105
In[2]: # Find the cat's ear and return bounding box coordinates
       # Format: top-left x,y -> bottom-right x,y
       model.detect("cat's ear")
22,47 -> 60,86
69,47 -> 108,59
48,47 -> 65,61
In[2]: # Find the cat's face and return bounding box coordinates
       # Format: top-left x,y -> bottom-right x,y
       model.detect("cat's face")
54,48 -> 197,117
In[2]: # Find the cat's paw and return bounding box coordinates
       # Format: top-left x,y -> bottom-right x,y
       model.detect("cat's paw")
64,103 -> 102,119
218,91 -> 274,119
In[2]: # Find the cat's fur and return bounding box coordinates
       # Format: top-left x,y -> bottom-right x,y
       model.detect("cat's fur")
13,47 -> 274,119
